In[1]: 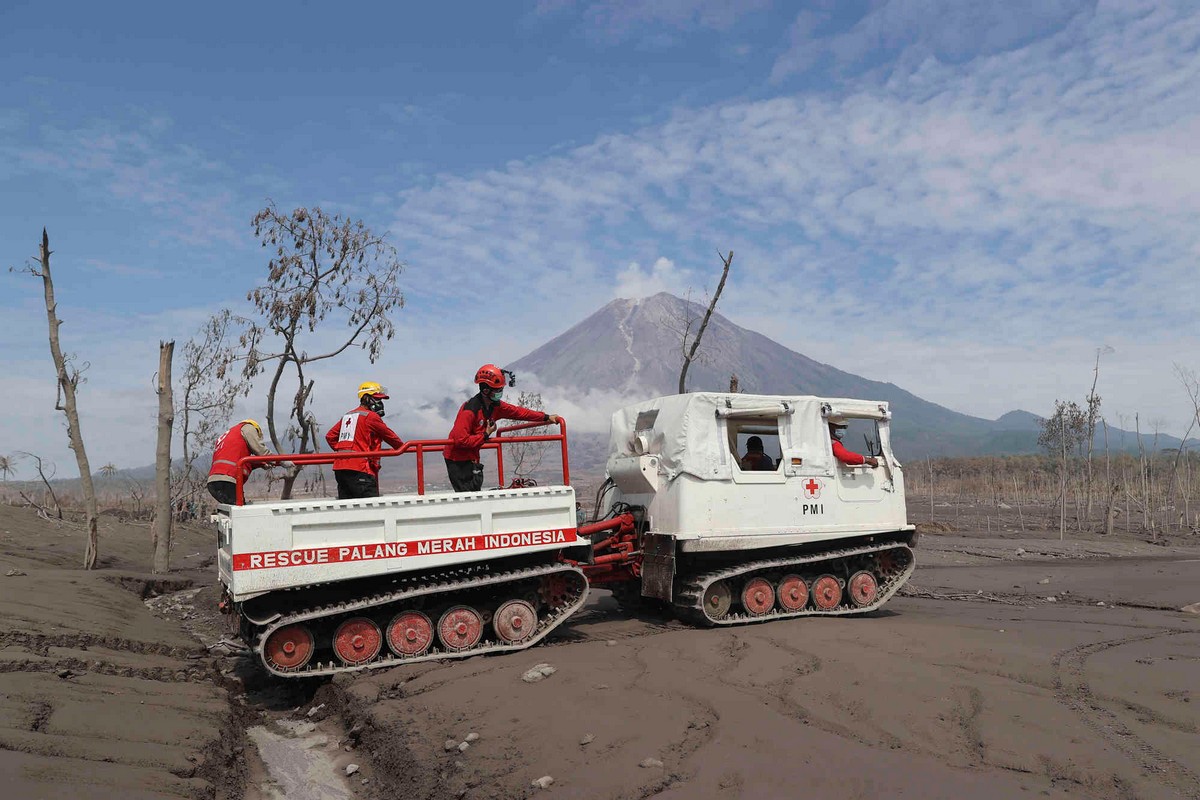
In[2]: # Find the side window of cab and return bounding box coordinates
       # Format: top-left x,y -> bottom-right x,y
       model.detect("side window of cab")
729,419 -> 782,472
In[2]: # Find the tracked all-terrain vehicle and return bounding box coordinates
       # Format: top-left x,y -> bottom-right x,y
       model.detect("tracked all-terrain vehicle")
214,393 -> 915,677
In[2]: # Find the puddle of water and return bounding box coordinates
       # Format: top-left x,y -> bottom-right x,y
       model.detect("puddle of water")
246,721 -> 354,800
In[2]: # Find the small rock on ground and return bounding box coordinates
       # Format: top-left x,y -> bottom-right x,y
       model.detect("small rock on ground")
640,758 -> 664,769
1181,602 -> 1200,615
580,733 -> 594,745
522,663 -> 557,683
458,741 -> 470,752
531,776 -> 554,789
444,739 -> 457,752
465,732 -> 480,742
345,764 -> 359,776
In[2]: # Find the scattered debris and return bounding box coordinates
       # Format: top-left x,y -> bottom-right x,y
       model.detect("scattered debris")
444,739 -> 457,752
521,663 -> 557,683
1045,596 -> 1057,602
465,732 -> 480,743
345,764 -> 359,776
5,569 -> 27,577
580,733 -> 594,746
306,703 -> 326,717
640,757 -> 664,769
1037,578 -> 1051,585
458,741 -> 470,753
1181,603 -> 1200,615
531,775 -> 555,789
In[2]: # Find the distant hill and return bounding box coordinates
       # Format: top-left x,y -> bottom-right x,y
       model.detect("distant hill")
20,294 -> 1192,492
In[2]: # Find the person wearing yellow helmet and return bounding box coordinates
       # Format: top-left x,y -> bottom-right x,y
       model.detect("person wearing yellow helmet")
443,364 -> 560,492
207,419 -> 273,504
324,381 -> 404,499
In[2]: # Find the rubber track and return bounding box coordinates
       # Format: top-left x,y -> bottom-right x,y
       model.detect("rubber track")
675,541 -> 915,625
253,562 -> 588,678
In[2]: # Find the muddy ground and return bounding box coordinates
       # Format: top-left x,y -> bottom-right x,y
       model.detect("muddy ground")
1,501 -> 1198,800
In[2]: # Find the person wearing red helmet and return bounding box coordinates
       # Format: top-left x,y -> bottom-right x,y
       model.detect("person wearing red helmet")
444,364 -> 559,492
324,381 -> 404,499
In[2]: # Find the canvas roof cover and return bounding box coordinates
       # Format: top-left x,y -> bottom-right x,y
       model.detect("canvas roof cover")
606,392 -> 890,482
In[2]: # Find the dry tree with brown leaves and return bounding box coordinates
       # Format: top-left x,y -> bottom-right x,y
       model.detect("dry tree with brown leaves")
233,202 -> 406,499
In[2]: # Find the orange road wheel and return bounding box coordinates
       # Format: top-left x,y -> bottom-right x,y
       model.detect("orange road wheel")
386,610 -> 433,657
776,574 -> 808,612
847,571 -> 879,607
264,624 -> 314,671
438,605 -> 484,652
493,599 -> 538,644
741,577 -> 775,616
812,574 -> 843,611
333,617 -> 382,666
704,580 -> 732,619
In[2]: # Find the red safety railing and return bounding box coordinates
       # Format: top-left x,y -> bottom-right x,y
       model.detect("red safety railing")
234,419 -> 570,505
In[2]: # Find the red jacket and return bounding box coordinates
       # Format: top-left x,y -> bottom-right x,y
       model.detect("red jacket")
832,439 -> 867,466
444,394 -> 550,462
209,422 -> 269,482
324,406 -> 404,476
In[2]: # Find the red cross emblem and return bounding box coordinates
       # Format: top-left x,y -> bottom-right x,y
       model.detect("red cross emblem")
803,479 -> 822,499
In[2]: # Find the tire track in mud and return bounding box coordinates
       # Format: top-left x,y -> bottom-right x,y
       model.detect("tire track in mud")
625,641 -> 723,800
0,630 -> 203,660
1052,628 -> 1200,798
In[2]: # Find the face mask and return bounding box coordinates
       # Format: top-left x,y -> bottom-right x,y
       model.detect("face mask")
490,389 -> 504,402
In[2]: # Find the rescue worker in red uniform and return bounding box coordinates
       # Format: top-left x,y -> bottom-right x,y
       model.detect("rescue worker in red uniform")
207,419 -> 272,505
444,364 -> 559,492
324,382 -> 404,499
829,421 -> 879,467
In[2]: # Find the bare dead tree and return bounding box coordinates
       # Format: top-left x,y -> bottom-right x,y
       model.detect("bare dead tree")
16,230 -> 99,567
1165,364 -> 1200,528
17,452 -> 61,519
505,391 -> 549,480
152,341 -> 175,573
1083,346 -> 1112,523
236,202 -> 405,499
677,249 -> 733,394
175,311 -> 250,505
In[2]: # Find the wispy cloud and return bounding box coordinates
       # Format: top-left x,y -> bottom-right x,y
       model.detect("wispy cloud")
388,0 -> 1200,427
536,0 -> 772,44
7,110 -> 243,247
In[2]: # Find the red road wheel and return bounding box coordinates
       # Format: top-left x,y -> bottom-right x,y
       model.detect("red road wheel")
438,605 -> 484,652
811,574 -> 843,611
333,617 -> 383,666
876,550 -> 899,576
741,577 -> 776,616
776,574 -> 808,612
493,599 -> 538,644
264,624 -> 314,671
538,573 -> 573,610
847,571 -> 879,607
704,580 -> 732,619
386,610 -> 433,657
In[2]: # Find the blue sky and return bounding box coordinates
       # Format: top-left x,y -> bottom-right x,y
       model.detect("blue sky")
2,0 -> 1198,477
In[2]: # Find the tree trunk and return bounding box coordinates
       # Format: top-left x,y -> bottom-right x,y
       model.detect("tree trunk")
678,250 -> 733,394
152,341 -> 175,574
35,230 -> 100,569
1059,414 -> 1067,541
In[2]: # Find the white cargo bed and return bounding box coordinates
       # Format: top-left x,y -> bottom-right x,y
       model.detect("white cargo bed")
216,485 -> 579,601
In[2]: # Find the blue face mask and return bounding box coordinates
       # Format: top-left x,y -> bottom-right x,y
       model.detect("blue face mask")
490,389 -> 504,402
